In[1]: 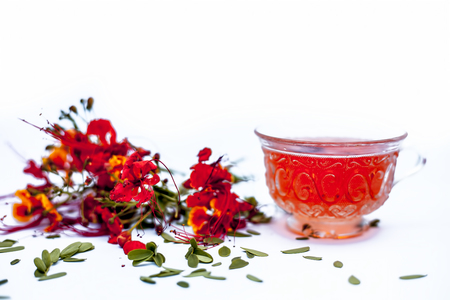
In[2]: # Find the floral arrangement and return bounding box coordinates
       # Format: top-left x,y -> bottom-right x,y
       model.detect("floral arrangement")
0,98 -> 270,254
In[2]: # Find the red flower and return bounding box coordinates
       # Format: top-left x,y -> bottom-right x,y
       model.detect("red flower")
110,152 -> 160,208
123,240 -> 146,255
183,149 -> 254,238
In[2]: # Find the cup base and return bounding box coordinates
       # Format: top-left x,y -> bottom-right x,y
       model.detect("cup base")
286,214 -> 369,239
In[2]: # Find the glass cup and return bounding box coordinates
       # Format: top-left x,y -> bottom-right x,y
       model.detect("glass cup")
255,115 -> 425,239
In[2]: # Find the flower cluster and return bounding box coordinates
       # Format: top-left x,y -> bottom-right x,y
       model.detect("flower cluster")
183,148 -> 253,238
1,99 -> 269,252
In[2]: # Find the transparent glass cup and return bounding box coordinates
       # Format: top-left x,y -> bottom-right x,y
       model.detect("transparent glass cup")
255,115 -> 425,239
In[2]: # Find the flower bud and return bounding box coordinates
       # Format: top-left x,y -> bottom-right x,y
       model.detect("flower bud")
117,231 -> 132,248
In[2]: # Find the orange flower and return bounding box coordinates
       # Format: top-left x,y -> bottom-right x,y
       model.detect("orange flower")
187,206 -> 212,234
107,155 -> 127,182
12,189 -> 62,232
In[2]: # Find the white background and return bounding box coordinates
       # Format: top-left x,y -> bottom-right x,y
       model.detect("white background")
0,1 -> 449,299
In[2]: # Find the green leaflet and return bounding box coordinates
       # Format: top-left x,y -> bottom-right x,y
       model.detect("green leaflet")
63,258 -> 86,262
0,246 -> 25,253
246,229 -> 261,235
240,247 -> 268,257
348,275 -> 360,285
333,261 -> 343,268
281,247 -> 310,254
128,249 -> 154,261
184,269 -> 210,278
140,276 -> 156,284
50,249 -> 60,263
246,274 -> 263,282
153,253 -> 165,267
38,272 -> 67,281
60,242 -> 82,259
161,232 -> 176,242
194,248 -> 213,263
226,231 -> 252,237
229,258 -> 249,270
204,274 -> 226,280
218,246 -> 231,257
0,279 -> 7,286
177,281 -> 189,288
0,242 -> 14,248
187,253 -> 199,268
78,242 -> 94,253
303,256 -> 322,261
399,274 -> 427,280
42,250 -> 52,269
10,259 -> 20,265
45,234 -> 61,239
189,238 -> 198,249
212,262 -> 222,267
203,237 -> 224,245
34,258 -> 47,273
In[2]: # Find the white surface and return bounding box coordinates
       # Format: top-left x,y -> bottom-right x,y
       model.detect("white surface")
0,1 -> 449,299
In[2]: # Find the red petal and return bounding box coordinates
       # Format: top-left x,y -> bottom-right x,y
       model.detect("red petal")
86,119 -> 117,145
198,148 -> 212,162
123,240 -> 146,254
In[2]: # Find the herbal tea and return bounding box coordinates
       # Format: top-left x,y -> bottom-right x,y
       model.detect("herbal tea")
262,147 -> 399,237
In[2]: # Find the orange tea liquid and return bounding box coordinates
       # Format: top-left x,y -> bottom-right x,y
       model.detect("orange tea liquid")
262,147 -> 399,222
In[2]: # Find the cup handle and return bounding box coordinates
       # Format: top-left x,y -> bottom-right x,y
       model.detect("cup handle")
393,150 -> 426,187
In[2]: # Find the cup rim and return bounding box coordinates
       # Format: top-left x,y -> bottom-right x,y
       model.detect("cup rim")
254,127 -> 408,147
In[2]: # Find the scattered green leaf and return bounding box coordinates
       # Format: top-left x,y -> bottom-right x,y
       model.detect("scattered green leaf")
399,274 -> 427,280
246,229 -> 260,235
184,269 -> 210,278
212,262 -> 222,267
229,258 -> 249,270
240,247 -> 268,257
10,259 -> 20,265
45,234 -> 61,239
177,281 -> 189,288
247,274 -> 263,282
227,231 -> 252,237
0,246 -> 25,253
281,246 -> 310,254
38,272 -> 67,281
246,251 -> 254,259
204,274 -> 226,280
0,279 -> 7,286
348,275 -> 360,285
333,261 -> 343,268
218,246 -> 231,257
204,237 -> 224,245
63,258 -> 86,262
303,256 -> 322,261
140,276 -> 156,284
